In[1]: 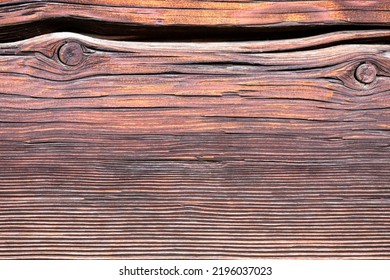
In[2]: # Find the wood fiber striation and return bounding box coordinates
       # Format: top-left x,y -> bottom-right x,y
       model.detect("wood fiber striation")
0,30 -> 389,258
0,0 -> 389,41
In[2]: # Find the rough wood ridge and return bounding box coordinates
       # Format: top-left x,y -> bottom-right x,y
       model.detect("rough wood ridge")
0,30 -> 389,259
1,0 -> 389,27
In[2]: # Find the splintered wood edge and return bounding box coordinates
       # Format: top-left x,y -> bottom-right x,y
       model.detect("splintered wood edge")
0,0 -> 389,28
1,30 -> 390,54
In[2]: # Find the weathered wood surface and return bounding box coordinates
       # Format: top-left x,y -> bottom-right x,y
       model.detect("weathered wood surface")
0,0 -> 389,42
0,30 -> 389,259
2,0 -> 389,26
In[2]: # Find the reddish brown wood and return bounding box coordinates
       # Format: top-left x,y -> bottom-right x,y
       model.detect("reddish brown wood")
0,0 -> 389,27
355,62 -> 378,84
0,0 -> 389,42
0,30 -> 389,259
58,42 -> 84,66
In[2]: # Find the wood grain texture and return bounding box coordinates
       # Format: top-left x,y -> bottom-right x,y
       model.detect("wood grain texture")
2,0 -> 389,26
0,0 -> 389,42
0,30 -> 390,259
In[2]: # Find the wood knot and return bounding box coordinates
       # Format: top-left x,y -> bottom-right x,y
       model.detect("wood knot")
58,42 -> 84,66
354,62 -> 377,84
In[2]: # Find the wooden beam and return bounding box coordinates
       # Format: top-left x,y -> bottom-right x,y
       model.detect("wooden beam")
0,31 -> 389,258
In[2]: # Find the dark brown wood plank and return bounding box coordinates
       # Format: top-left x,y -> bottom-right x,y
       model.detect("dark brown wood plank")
0,30 -> 389,259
